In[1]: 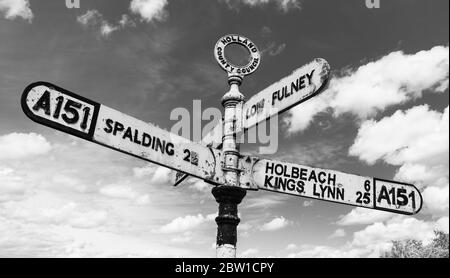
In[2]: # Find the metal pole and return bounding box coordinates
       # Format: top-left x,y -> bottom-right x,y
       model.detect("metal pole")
213,74 -> 246,258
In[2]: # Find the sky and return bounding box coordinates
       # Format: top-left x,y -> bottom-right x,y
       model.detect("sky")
0,0 -> 448,258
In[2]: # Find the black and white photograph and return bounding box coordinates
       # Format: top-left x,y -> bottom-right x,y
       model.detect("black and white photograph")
0,0 -> 448,267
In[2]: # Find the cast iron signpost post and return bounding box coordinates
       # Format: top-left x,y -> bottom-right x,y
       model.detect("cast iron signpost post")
21,34 -> 423,258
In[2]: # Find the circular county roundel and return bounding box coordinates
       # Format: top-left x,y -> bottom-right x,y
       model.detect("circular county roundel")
214,34 -> 261,76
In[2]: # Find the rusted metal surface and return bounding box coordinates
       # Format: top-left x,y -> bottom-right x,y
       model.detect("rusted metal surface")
21,82 -> 225,185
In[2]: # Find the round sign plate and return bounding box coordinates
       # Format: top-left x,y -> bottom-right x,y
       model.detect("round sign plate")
214,34 -> 261,76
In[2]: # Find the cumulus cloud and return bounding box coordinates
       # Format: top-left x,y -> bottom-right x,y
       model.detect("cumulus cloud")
170,231 -> 194,244
220,0 -> 302,12
245,194 -> 290,209
287,244 -> 363,258
0,0 -> 32,21
133,164 -> 172,185
189,180 -> 211,193
337,208 -> 395,226
0,133 -> 52,161
150,166 -> 172,185
77,9 -> 102,26
77,10 -> 135,37
260,216 -> 290,231
352,217 -> 439,249
130,0 -> 168,22
157,213 -> 215,233
422,186 -> 449,216
285,46 -> 449,134
99,184 -> 150,205
240,248 -> 259,257
349,105 -> 449,216
3,200 -> 108,229
0,167 -> 27,201
133,164 -> 157,178
261,42 -> 287,57
328,228 -> 346,239
286,243 -> 297,250
100,184 -> 139,200
288,216 -> 449,258
350,105 -> 448,167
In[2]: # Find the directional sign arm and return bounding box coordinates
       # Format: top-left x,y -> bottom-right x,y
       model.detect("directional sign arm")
242,58 -> 330,129
22,82 -> 224,184
173,58 -> 331,187
172,118 -> 224,186
242,157 -> 422,215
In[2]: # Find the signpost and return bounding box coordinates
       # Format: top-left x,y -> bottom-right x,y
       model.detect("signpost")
21,34 -> 423,258
173,58 -> 331,186
21,82 -> 225,185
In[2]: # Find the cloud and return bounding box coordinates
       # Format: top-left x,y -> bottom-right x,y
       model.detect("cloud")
157,213 -> 214,233
77,10 -> 134,37
261,42 -> 286,57
422,185 -> 449,216
133,164 -> 172,185
0,167 -> 27,201
260,216 -> 290,231
287,244 -> 362,258
352,217 -> 439,249
0,138 -> 205,257
285,45 -> 449,134
99,184 -> 139,200
220,0 -> 302,12
0,0 -> 32,21
435,217 -> 449,233
133,164 -> 157,178
3,199 -> 108,229
77,10 -> 103,26
286,243 -> 297,250
328,228 -> 346,239
100,22 -> 119,37
288,216 -> 449,258
170,231 -> 193,244
350,105 -> 448,167
349,105 -> 449,216
244,194 -> 290,209
0,133 -> 52,161
337,208 -> 394,226
99,184 -> 150,205
130,0 -> 168,22
240,248 -> 259,257
119,14 -> 136,27
189,180 -> 212,193
150,166 -> 172,185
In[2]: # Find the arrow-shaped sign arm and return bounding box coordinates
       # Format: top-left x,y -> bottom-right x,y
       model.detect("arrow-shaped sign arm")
172,58 -> 331,187
242,157 -> 423,215
21,82 -> 224,185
